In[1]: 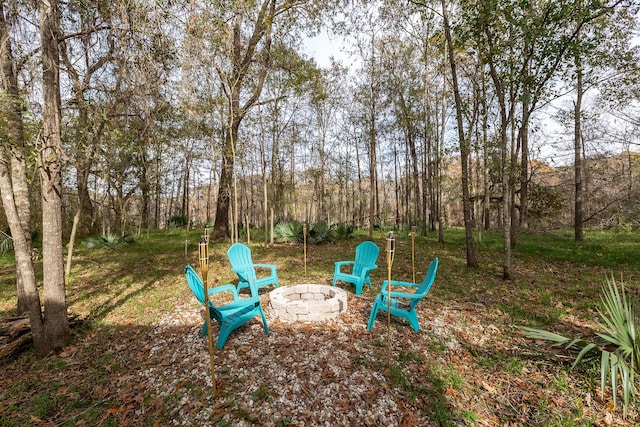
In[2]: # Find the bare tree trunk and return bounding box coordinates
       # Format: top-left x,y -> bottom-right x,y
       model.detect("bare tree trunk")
0,154 -> 42,336
213,119 -> 239,240
37,0 -> 70,355
139,148 -> 150,230
65,209 -> 81,281
368,35 -> 377,240
355,131 -> 363,227
483,24 -> 512,279
0,2 -> 33,315
481,77 -> 491,231
258,107 -> 269,245
574,48 -> 584,242
212,0 -> 276,241
394,145 -> 400,226
154,156 -> 161,228
519,98 -> 530,230
442,0 -> 477,267
437,72 -> 445,243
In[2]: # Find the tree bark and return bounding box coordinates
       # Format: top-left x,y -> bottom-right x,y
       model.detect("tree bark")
37,0 -> 70,355
368,33 -> 377,240
212,0 -> 276,241
442,0 -> 478,267
0,1 -> 33,315
519,90 -> 530,230
483,23 -> 512,279
574,48 -> 584,242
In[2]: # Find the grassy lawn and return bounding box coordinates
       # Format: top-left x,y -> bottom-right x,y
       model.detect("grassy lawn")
0,228 -> 638,426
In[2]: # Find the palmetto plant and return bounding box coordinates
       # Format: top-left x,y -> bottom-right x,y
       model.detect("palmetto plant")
307,221 -> 335,244
273,222 -> 304,243
333,223 -> 355,240
82,234 -> 135,249
523,275 -> 639,417
0,231 -> 13,254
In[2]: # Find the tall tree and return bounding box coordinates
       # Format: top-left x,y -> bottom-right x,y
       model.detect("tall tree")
441,0 -> 478,268
457,0 -> 624,277
566,3 -> 639,241
210,0 -> 315,241
0,0 -> 34,315
37,0 -> 70,353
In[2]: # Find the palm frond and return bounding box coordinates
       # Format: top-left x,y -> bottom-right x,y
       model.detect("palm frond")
522,275 -> 639,418
0,236 -> 14,254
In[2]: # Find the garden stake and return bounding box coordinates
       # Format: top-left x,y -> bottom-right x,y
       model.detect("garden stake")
411,225 -> 416,284
246,215 -> 251,244
204,224 -> 210,243
386,231 -> 395,372
270,208 -> 274,245
199,236 -> 216,393
303,223 -> 307,276
184,213 -> 190,259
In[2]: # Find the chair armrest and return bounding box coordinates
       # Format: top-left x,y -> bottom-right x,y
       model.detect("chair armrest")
360,265 -> 378,275
381,280 -> 419,291
231,267 -> 253,281
334,261 -> 354,273
208,284 -> 239,299
231,266 -> 252,274
387,291 -> 423,299
335,261 -> 355,267
253,263 -> 277,274
380,280 -> 419,298
388,280 -> 420,288
215,296 -> 261,312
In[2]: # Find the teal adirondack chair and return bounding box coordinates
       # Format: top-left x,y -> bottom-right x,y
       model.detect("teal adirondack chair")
227,243 -> 279,292
367,257 -> 438,332
331,241 -> 380,296
184,265 -> 269,349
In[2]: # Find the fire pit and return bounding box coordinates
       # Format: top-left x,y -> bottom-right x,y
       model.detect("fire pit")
269,284 -> 348,322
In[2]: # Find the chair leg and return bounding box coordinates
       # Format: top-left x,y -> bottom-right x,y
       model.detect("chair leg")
367,295 -> 381,330
259,309 -> 269,335
200,321 -> 207,338
408,311 -> 421,332
217,325 -> 232,349
365,277 -> 372,291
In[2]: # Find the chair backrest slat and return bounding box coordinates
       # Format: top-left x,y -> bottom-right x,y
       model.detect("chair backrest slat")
227,243 -> 258,282
185,265 -> 223,322
353,241 -> 380,276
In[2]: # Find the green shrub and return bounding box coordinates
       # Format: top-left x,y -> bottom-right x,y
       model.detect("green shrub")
168,215 -> 188,228
82,234 -> 135,249
333,223 -> 355,240
273,222 -> 304,243
308,221 -> 335,244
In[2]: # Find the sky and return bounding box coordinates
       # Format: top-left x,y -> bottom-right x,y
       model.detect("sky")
302,30 -> 352,69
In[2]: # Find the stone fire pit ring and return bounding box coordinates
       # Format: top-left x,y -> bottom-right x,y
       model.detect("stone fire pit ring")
269,284 -> 348,322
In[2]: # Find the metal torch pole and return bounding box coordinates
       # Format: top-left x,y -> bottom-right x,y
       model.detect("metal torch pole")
199,236 -> 216,393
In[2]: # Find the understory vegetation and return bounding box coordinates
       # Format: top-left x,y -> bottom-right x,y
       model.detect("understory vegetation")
1,228 -> 639,426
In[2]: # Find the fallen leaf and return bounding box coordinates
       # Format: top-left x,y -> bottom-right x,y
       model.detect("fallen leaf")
482,381 -> 498,394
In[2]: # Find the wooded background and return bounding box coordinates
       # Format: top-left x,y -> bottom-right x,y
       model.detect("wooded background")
1,0 -> 639,353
